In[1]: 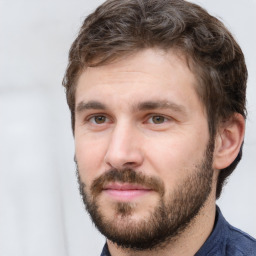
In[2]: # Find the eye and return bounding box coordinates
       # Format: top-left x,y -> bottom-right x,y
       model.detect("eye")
89,115 -> 108,124
148,115 -> 168,124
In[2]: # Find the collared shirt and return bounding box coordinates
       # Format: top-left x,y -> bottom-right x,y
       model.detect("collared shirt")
100,206 -> 256,256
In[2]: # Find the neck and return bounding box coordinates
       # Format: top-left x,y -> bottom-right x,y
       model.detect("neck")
107,191 -> 216,256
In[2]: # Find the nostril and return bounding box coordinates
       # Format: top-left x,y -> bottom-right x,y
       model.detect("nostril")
104,150 -> 144,170
124,162 -> 137,167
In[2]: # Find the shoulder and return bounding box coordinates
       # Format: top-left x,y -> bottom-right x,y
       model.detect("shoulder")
196,206 -> 256,256
225,223 -> 256,256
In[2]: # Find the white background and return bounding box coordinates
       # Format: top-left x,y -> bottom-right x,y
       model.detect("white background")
0,0 -> 255,255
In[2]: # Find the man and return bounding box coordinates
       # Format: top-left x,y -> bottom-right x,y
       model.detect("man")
62,0 -> 256,255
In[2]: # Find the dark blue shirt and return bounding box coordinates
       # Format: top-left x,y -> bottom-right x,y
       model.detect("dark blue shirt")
100,206 -> 256,255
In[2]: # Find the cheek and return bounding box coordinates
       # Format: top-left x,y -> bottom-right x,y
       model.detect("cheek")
145,135 -> 208,186
75,137 -> 107,183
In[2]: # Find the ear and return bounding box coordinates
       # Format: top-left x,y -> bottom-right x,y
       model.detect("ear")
213,113 -> 245,170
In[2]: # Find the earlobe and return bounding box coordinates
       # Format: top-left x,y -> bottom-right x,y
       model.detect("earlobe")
213,113 -> 245,170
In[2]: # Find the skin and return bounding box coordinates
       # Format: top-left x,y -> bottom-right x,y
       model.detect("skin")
74,48 -> 245,256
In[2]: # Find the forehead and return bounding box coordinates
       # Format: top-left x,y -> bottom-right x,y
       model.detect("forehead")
75,48 -> 204,114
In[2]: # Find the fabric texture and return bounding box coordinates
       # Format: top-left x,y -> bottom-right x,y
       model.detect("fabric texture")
100,206 -> 256,256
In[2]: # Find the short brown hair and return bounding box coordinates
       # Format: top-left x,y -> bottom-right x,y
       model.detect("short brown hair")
62,0 -> 247,198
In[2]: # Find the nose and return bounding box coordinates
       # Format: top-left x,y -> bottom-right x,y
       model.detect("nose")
104,121 -> 144,169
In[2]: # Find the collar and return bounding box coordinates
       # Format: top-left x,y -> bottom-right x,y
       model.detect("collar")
195,205 -> 226,255
100,243 -> 111,256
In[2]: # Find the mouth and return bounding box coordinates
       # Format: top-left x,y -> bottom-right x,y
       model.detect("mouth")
102,182 -> 153,201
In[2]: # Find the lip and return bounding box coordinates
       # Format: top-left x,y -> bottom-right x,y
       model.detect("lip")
102,183 -> 153,201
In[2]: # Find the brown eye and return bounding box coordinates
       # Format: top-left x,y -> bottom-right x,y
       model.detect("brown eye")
92,116 -> 106,124
151,116 -> 166,124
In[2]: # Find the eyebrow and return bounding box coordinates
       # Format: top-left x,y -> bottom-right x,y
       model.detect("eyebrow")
134,100 -> 187,114
76,101 -> 107,112
76,100 -> 187,115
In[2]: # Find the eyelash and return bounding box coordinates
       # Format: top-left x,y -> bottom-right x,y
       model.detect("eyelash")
146,115 -> 169,124
86,114 -> 111,125
85,114 -> 170,125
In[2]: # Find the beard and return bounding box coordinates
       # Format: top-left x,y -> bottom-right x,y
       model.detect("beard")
76,139 -> 214,251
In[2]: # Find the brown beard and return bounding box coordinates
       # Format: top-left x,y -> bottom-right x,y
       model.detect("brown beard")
76,139 -> 214,251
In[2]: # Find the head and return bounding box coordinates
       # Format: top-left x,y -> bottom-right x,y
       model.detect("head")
63,0 -> 247,199
63,0 -> 247,250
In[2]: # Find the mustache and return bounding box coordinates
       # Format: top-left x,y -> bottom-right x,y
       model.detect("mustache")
90,168 -> 165,198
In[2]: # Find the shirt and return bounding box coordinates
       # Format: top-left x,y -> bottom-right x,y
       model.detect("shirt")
100,206 -> 256,256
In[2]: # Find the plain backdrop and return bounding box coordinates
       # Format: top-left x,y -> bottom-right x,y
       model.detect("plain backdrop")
0,0 -> 255,255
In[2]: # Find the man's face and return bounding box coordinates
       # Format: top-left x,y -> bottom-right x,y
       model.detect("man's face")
74,49 -> 215,249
